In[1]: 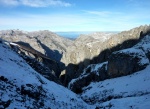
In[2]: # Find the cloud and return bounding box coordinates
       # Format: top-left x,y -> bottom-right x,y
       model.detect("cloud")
83,10 -> 122,17
0,8 -> 149,31
0,12 -> 146,32
0,0 -> 71,7
83,10 -> 112,17
0,14 -> 87,31
0,0 -> 19,6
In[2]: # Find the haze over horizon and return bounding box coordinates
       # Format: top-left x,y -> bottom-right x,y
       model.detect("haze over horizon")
0,0 -> 150,32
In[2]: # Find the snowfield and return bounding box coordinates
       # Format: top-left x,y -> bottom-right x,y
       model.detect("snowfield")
0,41 -> 93,109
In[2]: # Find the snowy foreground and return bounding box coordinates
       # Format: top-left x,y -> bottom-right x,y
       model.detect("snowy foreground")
0,42 -> 93,109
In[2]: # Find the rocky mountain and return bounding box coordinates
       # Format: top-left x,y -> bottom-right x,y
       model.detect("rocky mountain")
60,25 -> 150,86
0,30 -> 73,77
0,40 -> 93,109
68,35 -> 150,93
60,32 -> 114,85
0,25 -> 150,108
0,30 -> 73,59
61,32 -> 114,65
67,33 -> 150,108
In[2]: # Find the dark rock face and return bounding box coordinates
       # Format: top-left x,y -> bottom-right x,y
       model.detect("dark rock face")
107,48 -> 149,78
68,62 -> 108,93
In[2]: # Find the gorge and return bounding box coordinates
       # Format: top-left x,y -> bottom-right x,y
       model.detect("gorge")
0,25 -> 150,109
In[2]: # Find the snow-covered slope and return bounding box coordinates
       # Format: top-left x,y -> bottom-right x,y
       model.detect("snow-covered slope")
81,65 -> 150,108
0,41 -> 93,109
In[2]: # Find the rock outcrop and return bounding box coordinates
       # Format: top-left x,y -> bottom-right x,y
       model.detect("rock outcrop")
68,62 -> 108,93
107,48 -> 149,78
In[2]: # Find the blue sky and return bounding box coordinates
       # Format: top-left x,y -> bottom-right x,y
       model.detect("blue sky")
0,0 -> 150,32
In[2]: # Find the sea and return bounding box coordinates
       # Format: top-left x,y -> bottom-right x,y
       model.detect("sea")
56,31 -> 96,39
56,31 -> 118,40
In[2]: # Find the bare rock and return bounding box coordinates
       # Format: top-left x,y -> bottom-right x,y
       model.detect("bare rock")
68,62 -> 108,93
61,25 -> 150,86
107,48 -> 149,78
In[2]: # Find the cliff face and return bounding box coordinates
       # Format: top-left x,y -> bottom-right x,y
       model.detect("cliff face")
60,25 -> 150,86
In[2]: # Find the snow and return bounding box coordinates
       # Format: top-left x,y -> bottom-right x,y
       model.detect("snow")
79,35 -> 150,108
100,94 -> 150,109
68,62 -> 108,89
114,47 -> 149,65
1,34 -> 150,108
0,42 -> 94,109
81,62 -> 107,76
9,42 -> 19,46
91,62 -> 108,72
85,33 -> 113,48
81,65 -> 150,108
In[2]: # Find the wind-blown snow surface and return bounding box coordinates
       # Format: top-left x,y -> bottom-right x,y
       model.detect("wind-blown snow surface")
0,42 -> 93,109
